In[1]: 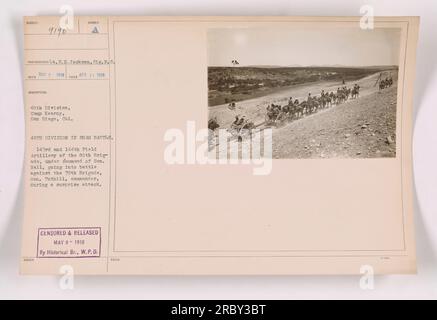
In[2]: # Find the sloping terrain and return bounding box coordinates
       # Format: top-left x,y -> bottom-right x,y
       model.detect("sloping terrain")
209,70 -> 396,130
272,85 -> 397,159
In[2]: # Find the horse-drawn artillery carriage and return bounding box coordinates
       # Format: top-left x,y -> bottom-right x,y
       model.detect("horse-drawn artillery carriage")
262,84 -> 360,127
375,72 -> 394,91
209,81 -> 363,149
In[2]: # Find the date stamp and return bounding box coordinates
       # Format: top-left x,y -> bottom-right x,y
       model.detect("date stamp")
37,227 -> 101,258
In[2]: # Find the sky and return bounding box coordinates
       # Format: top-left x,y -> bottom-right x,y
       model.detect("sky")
208,27 -> 401,67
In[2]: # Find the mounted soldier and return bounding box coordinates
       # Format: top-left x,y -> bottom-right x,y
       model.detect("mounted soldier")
208,117 -> 220,131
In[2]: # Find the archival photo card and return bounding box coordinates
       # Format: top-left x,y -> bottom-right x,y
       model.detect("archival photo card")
21,17 -> 418,275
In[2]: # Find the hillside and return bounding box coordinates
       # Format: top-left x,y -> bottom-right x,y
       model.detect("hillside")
272,85 -> 398,158
209,70 -> 397,129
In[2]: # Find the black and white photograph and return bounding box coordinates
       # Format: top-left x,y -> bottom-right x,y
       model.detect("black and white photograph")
208,27 -> 401,159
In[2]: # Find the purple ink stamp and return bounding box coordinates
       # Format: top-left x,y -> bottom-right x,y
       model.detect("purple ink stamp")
37,227 -> 101,258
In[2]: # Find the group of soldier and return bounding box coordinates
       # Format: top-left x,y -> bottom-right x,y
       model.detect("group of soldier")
208,82 -> 363,132
265,83 -> 361,125
379,76 -> 394,90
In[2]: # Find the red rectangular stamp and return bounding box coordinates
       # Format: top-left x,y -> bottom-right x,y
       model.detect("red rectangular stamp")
37,227 -> 101,258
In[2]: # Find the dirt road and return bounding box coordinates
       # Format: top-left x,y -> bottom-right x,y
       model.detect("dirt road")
209,71 -> 396,129
272,85 -> 397,158
209,71 -> 398,159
